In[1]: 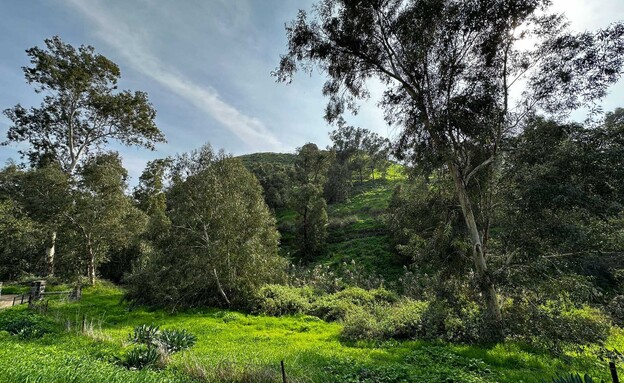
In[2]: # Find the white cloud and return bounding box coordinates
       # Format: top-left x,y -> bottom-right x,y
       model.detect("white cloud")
65,0 -> 283,152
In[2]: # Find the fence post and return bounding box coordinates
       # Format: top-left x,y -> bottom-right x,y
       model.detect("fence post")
82,314 -> 86,333
20,294 -> 24,304
610,362 -> 620,383
12,296 -> 16,306
281,360 -> 287,383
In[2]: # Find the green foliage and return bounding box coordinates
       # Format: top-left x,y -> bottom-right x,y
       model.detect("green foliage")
340,299 -> 428,341
0,310 -> 57,339
504,295 -> 611,352
126,146 -> 286,309
254,284 -> 313,316
3,36 -> 164,174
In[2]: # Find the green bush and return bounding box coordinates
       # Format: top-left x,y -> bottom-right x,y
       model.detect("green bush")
505,295 -> 610,351
341,306 -> 386,341
418,298 -> 486,343
341,299 -> 428,341
0,310 -> 56,339
254,284 -> 313,316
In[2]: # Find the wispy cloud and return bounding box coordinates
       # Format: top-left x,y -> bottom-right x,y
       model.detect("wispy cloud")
65,0 -> 283,152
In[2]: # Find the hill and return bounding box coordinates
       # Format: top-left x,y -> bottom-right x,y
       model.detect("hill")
236,152 -> 296,167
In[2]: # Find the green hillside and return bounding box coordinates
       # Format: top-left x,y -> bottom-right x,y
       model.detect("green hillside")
236,152 -> 296,167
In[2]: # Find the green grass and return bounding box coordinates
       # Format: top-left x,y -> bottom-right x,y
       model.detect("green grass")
0,284 -> 620,383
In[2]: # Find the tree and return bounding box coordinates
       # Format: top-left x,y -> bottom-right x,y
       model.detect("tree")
275,0 -> 624,333
126,146 -> 285,308
501,113 -> 624,258
2,36 -> 165,275
292,143 -> 331,258
65,153 -> 147,285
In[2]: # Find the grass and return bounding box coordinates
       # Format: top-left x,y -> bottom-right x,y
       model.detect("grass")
0,284 -> 621,382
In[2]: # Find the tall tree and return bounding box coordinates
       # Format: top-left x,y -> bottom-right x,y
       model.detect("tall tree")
292,143 -> 331,258
275,0 -> 624,333
2,36 -> 165,275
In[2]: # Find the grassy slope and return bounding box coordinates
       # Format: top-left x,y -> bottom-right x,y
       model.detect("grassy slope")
0,285 -> 620,383
278,164 -> 406,283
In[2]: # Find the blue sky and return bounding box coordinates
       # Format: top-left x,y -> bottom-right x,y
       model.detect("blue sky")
0,0 -> 623,183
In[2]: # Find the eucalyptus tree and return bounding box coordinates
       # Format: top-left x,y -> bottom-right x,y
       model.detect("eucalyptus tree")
2,36 -> 165,275
275,0 -> 624,332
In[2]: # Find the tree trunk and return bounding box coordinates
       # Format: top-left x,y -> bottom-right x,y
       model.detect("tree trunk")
45,231 -> 57,277
86,238 -> 96,286
450,164 -> 503,337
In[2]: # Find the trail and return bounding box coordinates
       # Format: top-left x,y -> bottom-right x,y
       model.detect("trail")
0,294 -> 18,309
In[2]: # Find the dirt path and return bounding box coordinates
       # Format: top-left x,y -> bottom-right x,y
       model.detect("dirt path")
0,294 -> 19,309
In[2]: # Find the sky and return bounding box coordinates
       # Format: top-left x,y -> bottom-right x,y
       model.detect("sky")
0,0 -> 623,183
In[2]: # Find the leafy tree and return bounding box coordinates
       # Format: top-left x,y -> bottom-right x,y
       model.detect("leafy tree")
500,113 -> 624,259
126,146 -> 285,308
65,153 -> 147,285
292,143 -> 331,258
276,0 -> 624,333
246,162 -> 294,210
2,36 -> 164,276
0,198 -> 44,280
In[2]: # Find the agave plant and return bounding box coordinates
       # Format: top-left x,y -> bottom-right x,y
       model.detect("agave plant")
124,344 -> 162,370
158,328 -> 197,353
128,324 -> 160,346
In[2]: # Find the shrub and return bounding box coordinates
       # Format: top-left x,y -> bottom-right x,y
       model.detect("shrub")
607,295 -> 624,326
505,295 -> 610,351
384,299 -> 428,339
341,299 -> 428,341
341,306 -> 386,341
0,310 -> 56,339
254,285 -> 313,316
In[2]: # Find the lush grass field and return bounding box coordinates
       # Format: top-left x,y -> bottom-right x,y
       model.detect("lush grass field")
0,284 -> 620,383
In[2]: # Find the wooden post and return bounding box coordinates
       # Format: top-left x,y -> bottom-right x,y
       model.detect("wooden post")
281,360 -> 287,383
20,294 -> 24,304
610,362 -> 620,383
81,314 -> 86,333
12,296 -> 16,306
